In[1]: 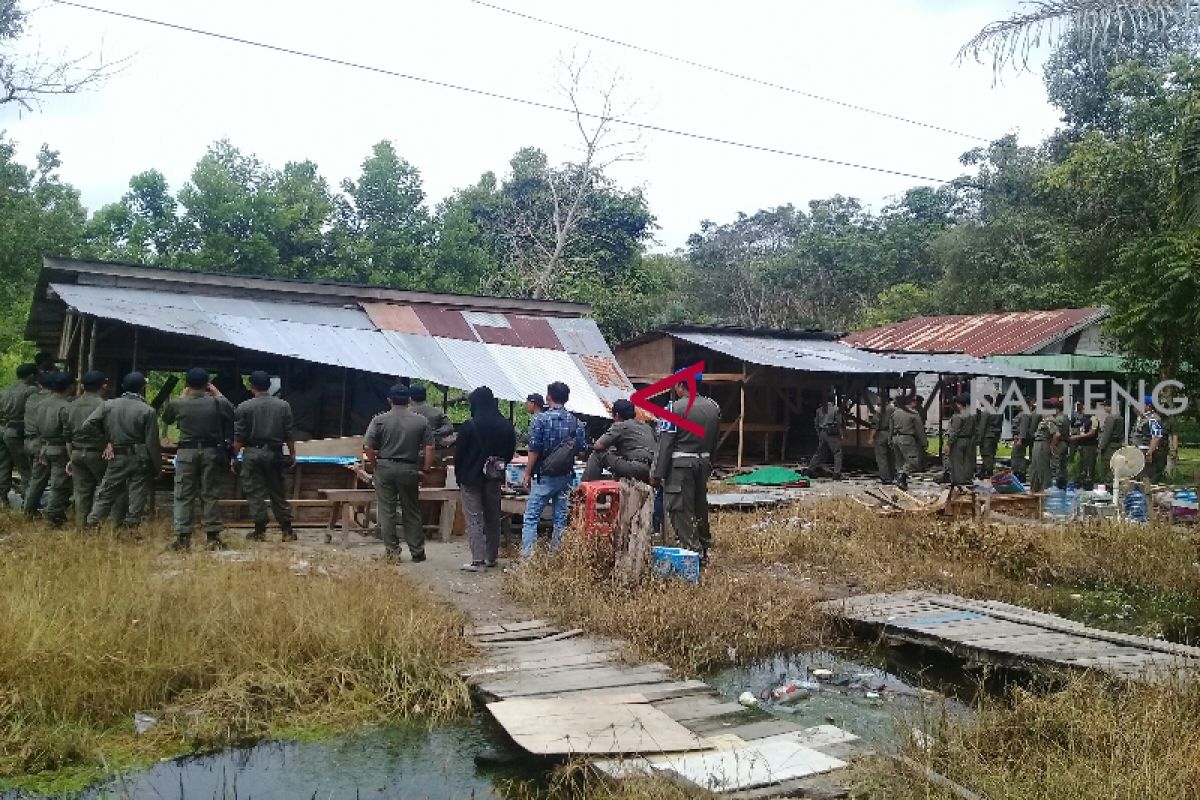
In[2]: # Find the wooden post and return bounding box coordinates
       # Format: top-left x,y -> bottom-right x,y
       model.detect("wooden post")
87,317 -> 98,371
131,327 -> 140,373
782,386 -> 790,462
737,362 -> 746,469
339,368 -> 349,436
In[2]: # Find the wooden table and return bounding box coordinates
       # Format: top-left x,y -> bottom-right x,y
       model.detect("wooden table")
319,487 -> 460,546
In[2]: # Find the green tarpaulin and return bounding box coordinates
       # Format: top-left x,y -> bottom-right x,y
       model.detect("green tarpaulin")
727,466 -> 809,486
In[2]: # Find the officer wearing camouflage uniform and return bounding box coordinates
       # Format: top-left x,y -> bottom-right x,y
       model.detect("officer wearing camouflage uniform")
1095,400 -> 1123,486
23,372 -> 74,525
83,372 -> 162,528
364,384 -> 434,562
947,394 -> 978,487
1010,406 -> 1037,481
975,396 -> 1004,477
1028,405 -> 1062,493
162,368 -> 235,551
889,395 -> 927,491
808,397 -> 843,479
66,370 -> 124,525
867,394 -> 895,484
0,363 -> 38,500
1131,396 -> 1166,482
582,399 -> 656,483
234,371 -> 297,542
651,380 -> 721,558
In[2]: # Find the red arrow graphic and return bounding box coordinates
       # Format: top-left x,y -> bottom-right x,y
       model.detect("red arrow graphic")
630,361 -> 707,437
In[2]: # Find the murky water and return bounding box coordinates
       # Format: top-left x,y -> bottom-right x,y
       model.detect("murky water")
708,648 -> 973,746
7,717 -> 539,800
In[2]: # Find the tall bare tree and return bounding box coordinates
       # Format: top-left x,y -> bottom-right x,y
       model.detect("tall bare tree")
1,0 -> 116,111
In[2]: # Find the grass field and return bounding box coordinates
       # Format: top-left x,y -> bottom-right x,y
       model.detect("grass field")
0,514 -> 472,794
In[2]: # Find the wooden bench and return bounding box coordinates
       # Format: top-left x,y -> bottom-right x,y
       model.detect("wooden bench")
319,487 -> 461,546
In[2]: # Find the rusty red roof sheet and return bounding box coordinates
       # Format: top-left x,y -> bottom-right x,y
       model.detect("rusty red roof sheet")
843,308 -> 1108,356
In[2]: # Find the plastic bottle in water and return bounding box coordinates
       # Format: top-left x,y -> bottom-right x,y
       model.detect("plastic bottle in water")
1124,485 -> 1148,523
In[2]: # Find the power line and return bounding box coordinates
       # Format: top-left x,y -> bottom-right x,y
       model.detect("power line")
51,0 -> 955,184
467,0 -> 992,143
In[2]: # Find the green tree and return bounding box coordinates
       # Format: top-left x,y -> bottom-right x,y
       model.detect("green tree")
84,170 -> 180,263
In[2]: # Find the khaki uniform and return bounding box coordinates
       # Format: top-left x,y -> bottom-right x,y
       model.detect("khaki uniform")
365,407 -> 433,558
410,401 -> 455,466
871,402 -> 895,483
889,405 -> 927,477
66,391 -> 124,524
1074,415 -> 1100,488
2,382 -> 39,494
1010,411 -> 1037,478
808,403 -> 843,476
83,393 -> 161,527
652,393 -> 721,554
582,418 -> 656,482
24,392 -> 72,524
947,409 -> 978,486
1052,411 -> 1071,488
1029,415 -> 1059,493
1096,413 -> 1123,485
22,388 -> 50,507
163,393 -> 235,542
975,409 -> 1004,476
234,395 -> 295,528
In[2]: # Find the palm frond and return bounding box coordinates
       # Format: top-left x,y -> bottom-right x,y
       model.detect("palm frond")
958,0 -> 1200,77
1171,97 -> 1200,225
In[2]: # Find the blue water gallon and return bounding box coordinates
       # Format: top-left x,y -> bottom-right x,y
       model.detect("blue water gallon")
1064,486 -> 1080,517
1124,485 -> 1149,523
1044,486 -> 1068,518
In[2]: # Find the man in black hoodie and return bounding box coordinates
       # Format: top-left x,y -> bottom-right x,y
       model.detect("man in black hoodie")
455,386 -> 517,570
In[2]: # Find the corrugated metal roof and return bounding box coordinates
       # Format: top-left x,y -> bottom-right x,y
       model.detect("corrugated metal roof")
670,331 -> 1047,380
843,308 -> 1108,356
51,283 -> 621,417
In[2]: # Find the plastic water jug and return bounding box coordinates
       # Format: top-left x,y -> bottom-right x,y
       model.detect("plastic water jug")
1123,485 -> 1148,523
1044,487 -> 1068,518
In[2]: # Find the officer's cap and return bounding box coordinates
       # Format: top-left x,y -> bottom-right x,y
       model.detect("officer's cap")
122,372 -> 147,393
955,393 -> 971,406
53,371 -> 75,391
612,399 -> 636,420
81,370 -> 107,390
248,370 -> 272,390
185,367 -> 210,389
408,383 -> 427,402
1048,397 -> 1063,410
526,393 -> 545,408
15,363 -> 36,380
388,384 -> 410,404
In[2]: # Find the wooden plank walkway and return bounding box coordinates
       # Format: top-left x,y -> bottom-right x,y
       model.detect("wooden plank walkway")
463,620 -> 866,797
819,590 -> 1200,682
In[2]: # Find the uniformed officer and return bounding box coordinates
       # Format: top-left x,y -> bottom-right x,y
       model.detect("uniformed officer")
1028,403 -> 1062,493
233,370 -> 297,542
650,379 -> 721,559
889,394 -> 927,491
582,399 -> 656,482
0,363 -> 38,500
947,394 -> 978,487
162,368 -> 235,551
1071,407 -> 1100,489
1052,399 -> 1072,489
867,393 -> 895,484
975,396 -> 1004,477
23,372 -> 74,525
808,396 -> 843,480
1131,395 -> 1166,482
1067,401 -> 1087,473
83,372 -> 162,528
66,370 -> 123,524
364,384 -> 434,562
1010,405 -> 1037,481
1096,399 -> 1123,486
409,384 -> 455,447
22,371 -> 53,505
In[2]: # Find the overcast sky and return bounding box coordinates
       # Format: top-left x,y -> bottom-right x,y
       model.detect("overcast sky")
2,0 -> 1060,250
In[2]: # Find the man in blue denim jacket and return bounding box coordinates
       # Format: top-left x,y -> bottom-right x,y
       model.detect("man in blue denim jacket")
520,381 -> 587,558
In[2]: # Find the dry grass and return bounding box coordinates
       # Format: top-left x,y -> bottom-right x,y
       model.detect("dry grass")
858,674 -> 1200,800
0,514 -> 472,792
718,500 -> 1200,619
504,532 -> 829,673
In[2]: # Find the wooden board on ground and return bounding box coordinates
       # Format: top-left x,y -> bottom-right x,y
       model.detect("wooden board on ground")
593,732 -> 848,791
821,590 -> 1200,682
486,698 -> 707,755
